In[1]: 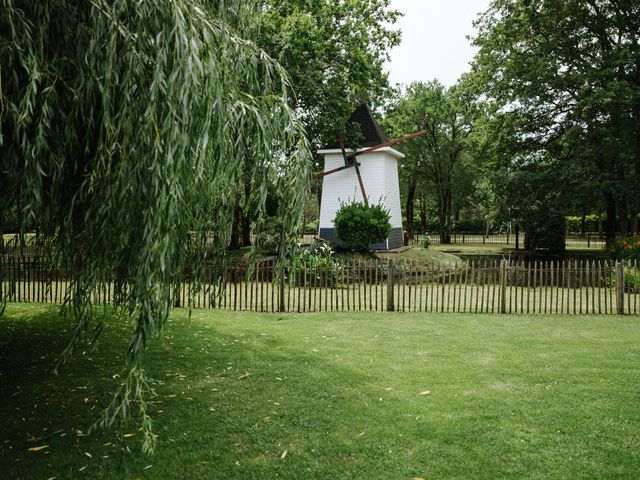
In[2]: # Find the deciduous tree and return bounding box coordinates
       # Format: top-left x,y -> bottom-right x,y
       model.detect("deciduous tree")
385,80 -> 479,244
472,0 -> 640,242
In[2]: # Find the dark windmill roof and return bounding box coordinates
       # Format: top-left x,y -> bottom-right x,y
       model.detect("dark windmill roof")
325,103 -> 389,149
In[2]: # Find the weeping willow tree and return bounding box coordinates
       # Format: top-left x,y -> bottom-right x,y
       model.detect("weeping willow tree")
0,0 -> 310,452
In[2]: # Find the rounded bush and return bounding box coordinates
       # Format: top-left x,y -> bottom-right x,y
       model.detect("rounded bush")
333,202 -> 391,252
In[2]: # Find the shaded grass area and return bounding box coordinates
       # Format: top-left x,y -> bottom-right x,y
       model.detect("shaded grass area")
432,244 -> 608,258
375,247 -> 463,265
1,304 -> 639,479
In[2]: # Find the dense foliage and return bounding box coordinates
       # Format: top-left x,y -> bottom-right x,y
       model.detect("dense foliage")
256,0 -> 401,148
384,80 -> 479,244
225,0 -> 401,249
334,202 -> 391,252
0,0 -> 310,451
472,0 -> 640,242
522,210 -> 566,252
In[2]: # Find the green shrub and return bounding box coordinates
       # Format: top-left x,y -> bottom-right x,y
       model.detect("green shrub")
565,214 -> 603,233
523,210 -> 566,251
421,235 -> 431,249
334,202 -> 391,252
455,219 -> 487,233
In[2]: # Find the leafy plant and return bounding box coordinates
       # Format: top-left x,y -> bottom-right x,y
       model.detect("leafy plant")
334,202 -> 391,252
288,241 -> 336,286
421,236 -> 431,249
611,235 -> 640,261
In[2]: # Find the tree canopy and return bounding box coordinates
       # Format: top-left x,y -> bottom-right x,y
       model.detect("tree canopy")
471,0 -> 640,241
256,0 -> 401,148
1,0 -> 310,451
223,0 -> 401,250
384,80 -> 480,244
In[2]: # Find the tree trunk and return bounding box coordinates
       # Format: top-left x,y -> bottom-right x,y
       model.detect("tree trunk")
580,211 -> 586,236
241,177 -> 252,247
240,214 -> 251,247
438,186 -> 452,244
229,197 -> 241,250
618,194 -> 628,237
604,193 -> 617,244
419,193 -> 427,232
631,204 -> 639,235
405,179 -> 417,245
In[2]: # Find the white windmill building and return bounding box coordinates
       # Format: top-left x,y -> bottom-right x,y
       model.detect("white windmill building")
315,104 -> 425,250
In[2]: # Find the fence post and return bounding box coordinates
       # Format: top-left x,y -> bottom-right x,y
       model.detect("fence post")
499,259 -> 508,314
279,265 -> 286,313
616,261 -> 625,315
386,259 -> 395,312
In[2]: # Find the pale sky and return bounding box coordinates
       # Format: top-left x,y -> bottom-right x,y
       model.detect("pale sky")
386,0 -> 492,87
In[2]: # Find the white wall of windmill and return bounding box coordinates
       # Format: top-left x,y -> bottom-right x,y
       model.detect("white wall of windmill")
317,147 -> 404,250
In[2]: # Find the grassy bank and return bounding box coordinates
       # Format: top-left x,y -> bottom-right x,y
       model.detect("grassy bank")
1,304 -> 639,479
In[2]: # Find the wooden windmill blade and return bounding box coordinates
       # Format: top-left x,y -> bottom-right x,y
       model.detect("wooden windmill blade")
311,130 -> 429,205
346,129 -> 428,160
339,135 -> 369,206
312,163 -> 354,180
311,135 -> 358,180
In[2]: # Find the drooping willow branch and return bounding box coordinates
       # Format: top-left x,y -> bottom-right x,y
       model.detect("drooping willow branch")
0,0 -> 310,452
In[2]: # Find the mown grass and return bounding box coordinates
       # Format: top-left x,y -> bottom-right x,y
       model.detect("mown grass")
375,247 -> 463,265
1,304 -> 639,479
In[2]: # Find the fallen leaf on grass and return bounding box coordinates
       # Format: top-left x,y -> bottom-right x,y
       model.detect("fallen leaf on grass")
412,477 -> 426,480
280,450 -> 288,459
28,445 -> 49,452
419,390 -> 431,396
84,452 -> 92,458
238,373 -> 251,380
123,433 -> 135,438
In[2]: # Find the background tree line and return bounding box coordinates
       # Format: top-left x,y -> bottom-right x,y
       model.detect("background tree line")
384,0 -> 640,247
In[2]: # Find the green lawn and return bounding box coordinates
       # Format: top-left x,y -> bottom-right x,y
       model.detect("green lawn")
375,247 -> 463,265
1,304 -> 639,479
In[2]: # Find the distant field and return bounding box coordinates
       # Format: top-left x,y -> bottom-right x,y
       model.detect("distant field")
1,305 -> 639,479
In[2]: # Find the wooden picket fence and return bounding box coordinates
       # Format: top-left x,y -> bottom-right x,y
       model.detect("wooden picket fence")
1,255 -> 638,315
